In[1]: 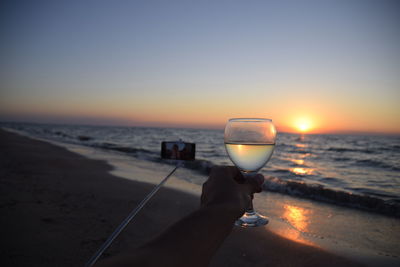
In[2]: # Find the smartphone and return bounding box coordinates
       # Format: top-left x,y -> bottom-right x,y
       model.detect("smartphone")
161,141 -> 196,161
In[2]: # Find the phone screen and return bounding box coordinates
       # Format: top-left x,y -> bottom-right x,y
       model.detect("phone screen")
161,141 -> 195,161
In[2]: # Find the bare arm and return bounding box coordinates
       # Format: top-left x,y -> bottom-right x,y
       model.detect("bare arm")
95,166 -> 263,267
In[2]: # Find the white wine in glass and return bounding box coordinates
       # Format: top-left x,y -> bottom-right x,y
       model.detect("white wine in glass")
224,118 -> 276,227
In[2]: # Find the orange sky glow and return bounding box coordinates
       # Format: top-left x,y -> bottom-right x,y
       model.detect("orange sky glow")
1,92 -> 399,134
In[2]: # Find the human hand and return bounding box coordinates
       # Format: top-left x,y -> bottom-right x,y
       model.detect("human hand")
201,166 -> 264,219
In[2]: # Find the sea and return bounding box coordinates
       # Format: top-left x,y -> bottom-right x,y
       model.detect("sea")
2,122 -> 399,217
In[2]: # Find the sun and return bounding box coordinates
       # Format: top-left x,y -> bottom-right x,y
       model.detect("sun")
295,118 -> 312,133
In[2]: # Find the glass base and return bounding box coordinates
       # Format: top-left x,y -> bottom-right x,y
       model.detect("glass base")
235,210 -> 269,227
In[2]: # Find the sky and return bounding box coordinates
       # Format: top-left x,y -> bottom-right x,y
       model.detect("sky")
1,0 -> 399,134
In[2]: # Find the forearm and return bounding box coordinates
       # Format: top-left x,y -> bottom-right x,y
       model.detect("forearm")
96,204 -> 238,267
145,203 -> 237,266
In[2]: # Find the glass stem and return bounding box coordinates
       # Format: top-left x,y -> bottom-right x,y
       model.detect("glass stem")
241,172 -> 257,214
246,194 -> 255,213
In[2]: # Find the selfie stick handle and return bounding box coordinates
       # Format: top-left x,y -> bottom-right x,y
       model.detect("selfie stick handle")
85,163 -> 182,267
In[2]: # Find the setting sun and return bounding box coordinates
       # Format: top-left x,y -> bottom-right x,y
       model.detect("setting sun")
295,118 -> 312,133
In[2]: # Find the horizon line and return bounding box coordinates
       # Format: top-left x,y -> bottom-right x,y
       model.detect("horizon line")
1,119 -> 399,136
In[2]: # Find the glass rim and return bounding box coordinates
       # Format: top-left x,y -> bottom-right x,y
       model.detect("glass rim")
228,118 -> 272,122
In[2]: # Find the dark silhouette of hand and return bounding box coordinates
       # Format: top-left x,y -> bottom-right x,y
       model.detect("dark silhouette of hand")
201,166 -> 264,219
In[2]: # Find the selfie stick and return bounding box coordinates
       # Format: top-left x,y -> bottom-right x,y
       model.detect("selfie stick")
85,161 -> 183,267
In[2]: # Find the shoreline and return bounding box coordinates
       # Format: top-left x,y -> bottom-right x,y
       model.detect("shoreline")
0,128 -> 392,266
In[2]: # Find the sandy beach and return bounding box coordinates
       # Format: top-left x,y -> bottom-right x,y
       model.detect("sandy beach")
0,129 -> 367,266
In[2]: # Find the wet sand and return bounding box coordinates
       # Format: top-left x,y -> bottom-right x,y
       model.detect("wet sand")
0,129 -> 363,266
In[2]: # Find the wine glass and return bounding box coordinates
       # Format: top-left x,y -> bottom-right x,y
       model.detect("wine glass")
224,118 -> 276,227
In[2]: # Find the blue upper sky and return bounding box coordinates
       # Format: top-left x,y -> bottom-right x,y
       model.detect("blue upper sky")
1,0 -> 399,132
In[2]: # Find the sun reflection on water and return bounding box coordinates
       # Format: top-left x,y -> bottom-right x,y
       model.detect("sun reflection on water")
283,205 -> 311,232
298,153 -> 312,158
290,159 -> 305,165
295,143 -> 308,148
275,204 -> 313,245
290,167 -> 315,175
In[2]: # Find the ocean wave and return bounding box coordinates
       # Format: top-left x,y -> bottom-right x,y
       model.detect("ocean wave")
376,144 -> 400,152
318,177 -> 344,184
54,131 -> 72,138
263,176 -> 400,218
391,145 -> 400,151
92,142 -> 155,156
327,147 -> 374,154
287,149 -> 313,154
355,159 -> 399,171
333,157 -> 351,162
327,147 -> 356,153
77,135 -> 92,141
199,150 -> 224,158
271,169 -> 292,174
275,143 -> 293,149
